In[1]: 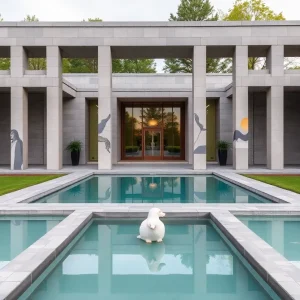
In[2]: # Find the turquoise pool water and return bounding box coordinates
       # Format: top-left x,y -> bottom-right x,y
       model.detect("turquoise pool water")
22,220 -> 277,300
0,216 -> 61,270
240,216 -> 300,269
35,175 -> 271,204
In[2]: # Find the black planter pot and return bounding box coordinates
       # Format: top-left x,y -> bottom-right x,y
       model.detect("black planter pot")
71,151 -> 80,166
218,150 -> 227,166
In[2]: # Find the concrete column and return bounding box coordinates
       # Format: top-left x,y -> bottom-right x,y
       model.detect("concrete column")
11,87 -> 28,170
266,45 -> 284,77
46,46 -> 62,170
193,46 -> 206,170
266,45 -> 284,170
10,46 -> 27,77
233,46 -> 249,170
98,46 -> 112,170
267,86 -> 284,169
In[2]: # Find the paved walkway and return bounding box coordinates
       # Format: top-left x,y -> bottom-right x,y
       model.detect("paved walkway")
1,163 -> 300,174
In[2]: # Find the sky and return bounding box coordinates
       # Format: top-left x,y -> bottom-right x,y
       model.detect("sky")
0,0 -> 297,22
0,0 -> 297,72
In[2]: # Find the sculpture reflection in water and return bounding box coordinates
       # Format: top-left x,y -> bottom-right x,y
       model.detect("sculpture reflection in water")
139,242 -> 166,273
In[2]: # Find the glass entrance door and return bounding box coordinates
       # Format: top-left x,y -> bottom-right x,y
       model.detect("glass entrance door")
143,129 -> 162,160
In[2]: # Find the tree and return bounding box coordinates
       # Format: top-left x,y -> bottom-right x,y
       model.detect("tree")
85,18 -> 102,22
223,0 -> 286,70
164,0 -> 228,73
23,15 -> 39,22
112,59 -> 156,73
223,0 -> 284,21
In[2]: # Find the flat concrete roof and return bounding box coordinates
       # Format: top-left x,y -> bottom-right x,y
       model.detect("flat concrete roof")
1,21 -> 300,27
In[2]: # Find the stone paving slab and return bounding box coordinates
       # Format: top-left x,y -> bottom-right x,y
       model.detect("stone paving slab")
0,211 -> 92,300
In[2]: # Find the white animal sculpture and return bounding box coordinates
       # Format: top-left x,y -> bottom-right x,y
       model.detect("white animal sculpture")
137,208 -> 166,243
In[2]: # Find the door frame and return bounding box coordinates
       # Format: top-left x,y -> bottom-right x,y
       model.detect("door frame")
142,127 -> 163,160
120,102 -> 186,161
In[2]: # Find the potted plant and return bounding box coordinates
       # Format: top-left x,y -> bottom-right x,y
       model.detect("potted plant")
66,140 -> 83,166
217,140 -> 231,166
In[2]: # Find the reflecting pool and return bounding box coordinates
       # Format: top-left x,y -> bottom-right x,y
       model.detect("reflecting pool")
0,216 -> 62,270
240,216 -> 300,269
22,220 -> 277,300
34,175 -> 271,204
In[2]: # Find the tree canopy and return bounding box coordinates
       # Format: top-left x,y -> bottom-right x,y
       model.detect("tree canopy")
23,15 -> 39,22
223,0 -> 285,70
169,0 -> 218,21
164,0 -> 229,73
223,0 -> 284,21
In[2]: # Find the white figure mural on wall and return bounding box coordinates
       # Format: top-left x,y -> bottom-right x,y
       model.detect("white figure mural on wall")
98,114 -> 111,153
193,113 -> 207,154
10,129 -> 23,170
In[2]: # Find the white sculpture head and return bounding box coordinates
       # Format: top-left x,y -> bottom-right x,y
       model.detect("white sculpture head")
148,208 -> 165,218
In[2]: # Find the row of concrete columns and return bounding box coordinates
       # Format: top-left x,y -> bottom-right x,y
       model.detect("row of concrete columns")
10,45 -> 284,170
192,45 -> 284,170
10,46 -> 62,170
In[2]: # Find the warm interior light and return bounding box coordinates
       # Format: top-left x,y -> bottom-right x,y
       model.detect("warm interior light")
148,118 -> 158,126
149,182 -> 158,190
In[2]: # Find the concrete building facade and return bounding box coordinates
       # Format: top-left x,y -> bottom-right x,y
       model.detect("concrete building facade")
0,21 -> 300,170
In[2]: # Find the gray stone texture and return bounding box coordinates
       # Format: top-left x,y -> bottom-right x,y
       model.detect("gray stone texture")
0,93 -> 45,165
0,21 -> 299,169
0,76 -> 300,166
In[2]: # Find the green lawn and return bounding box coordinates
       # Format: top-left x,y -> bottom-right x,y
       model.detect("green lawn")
244,175 -> 300,194
0,174 -> 65,196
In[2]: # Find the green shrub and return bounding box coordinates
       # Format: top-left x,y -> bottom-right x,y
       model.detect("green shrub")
125,146 -> 139,153
65,140 -> 82,152
217,140 -> 232,151
166,146 -> 181,153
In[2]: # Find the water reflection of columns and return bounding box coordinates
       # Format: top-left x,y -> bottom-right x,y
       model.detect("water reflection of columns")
98,224 -> 112,296
10,220 -> 27,259
194,224 -> 206,295
98,176 -> 112,203
186,177 -> 194,203
46,262 -> 61,298
111,177 -> 121,203
236,259 -> 248,297
193,177 -> 207,203
271,220 -> 284,255
46,220 -> 61,232
235,189 -> 249,203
